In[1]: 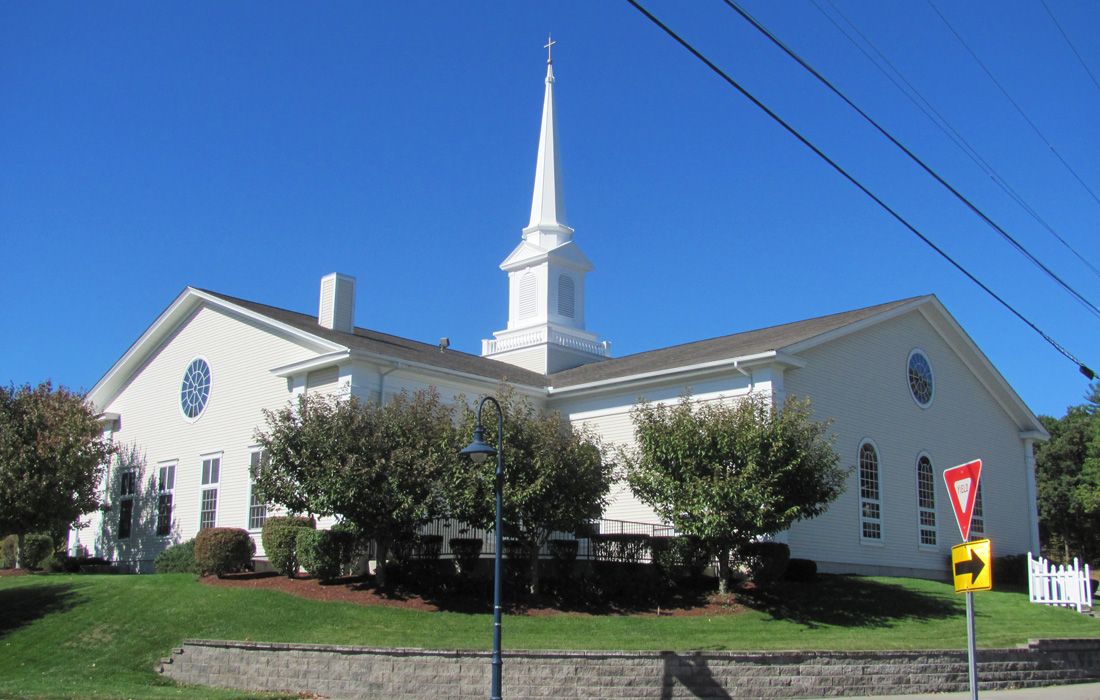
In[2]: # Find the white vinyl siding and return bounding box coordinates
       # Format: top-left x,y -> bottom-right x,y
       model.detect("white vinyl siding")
783,310 -> 1034,577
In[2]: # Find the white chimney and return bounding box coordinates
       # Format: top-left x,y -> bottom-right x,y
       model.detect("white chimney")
318,272 -> 356,333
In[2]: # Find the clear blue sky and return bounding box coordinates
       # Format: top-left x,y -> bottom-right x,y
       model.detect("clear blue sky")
3,1 -> 1099,420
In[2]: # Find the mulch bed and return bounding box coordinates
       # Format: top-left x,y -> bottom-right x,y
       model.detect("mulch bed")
202,571 -> 749,617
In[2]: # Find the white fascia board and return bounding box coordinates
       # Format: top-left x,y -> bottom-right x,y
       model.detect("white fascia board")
913,300 -> 1048,438
547,351 -> 805,397
88,287 -> 346,411
270,351 -> 353,378
335,348 -> 549,396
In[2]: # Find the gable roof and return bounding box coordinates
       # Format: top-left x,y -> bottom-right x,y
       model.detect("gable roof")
199,290 -> 549,388
89,287 -> 1045,438
546,297 -> 924,388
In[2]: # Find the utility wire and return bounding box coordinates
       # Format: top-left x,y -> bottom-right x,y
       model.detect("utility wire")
1040,0 -> 1100,99
622,0 -> 1095,379
926,0 -> 1100,210
718,0 -> 1100,323
812,0 -> 1100,284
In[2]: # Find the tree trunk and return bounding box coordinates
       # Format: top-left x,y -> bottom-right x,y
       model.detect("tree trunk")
528,539 -> 541,596
716,546 -> 731,594
375,536 -> 390,588
16,532 -> 26,570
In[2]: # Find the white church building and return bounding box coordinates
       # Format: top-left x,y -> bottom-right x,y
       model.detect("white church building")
74,57 -> 1049,579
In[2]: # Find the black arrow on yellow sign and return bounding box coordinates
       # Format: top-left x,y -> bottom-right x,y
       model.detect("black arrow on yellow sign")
953,548 -> 986,584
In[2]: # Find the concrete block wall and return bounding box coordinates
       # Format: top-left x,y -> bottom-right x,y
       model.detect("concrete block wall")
159,638 -> 1100,700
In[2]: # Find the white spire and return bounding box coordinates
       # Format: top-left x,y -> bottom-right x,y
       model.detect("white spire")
524,59 -> 573,246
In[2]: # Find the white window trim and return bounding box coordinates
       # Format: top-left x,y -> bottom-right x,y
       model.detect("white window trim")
247,447 -> 268,532
180,356 -> 213,424
858,439 -> 884,545
199,451 -> 222,531
915,452 -> 938,549
156,459 -> 178,538
907,348 -> 935,409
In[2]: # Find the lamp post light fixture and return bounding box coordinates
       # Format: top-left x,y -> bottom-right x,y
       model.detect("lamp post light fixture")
459,396 -> 504,700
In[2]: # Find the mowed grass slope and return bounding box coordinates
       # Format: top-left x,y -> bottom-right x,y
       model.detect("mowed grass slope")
1,572 -> 1098,700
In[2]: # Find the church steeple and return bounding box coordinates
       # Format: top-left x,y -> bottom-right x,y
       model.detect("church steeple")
524,58 -> 573,248
481,42 -> 610,375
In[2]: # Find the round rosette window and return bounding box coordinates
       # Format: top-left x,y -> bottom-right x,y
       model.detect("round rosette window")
180,357 -> 212,421
907,349 -> 934,408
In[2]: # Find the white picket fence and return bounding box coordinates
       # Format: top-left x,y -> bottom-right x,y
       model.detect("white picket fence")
1028,552 -> 1093,613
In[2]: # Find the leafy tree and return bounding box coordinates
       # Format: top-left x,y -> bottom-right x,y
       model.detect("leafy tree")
622,392 -> 846,592
253,388 -> 459,586
0,381 -> 115,568
1034,408 -> 1097,563
451,385 -> 611,595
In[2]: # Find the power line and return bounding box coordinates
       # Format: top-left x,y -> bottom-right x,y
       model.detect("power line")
811,0 -> 1100,284
926,0 -> 1100,210
1040,0 -> 1100,99
717,0 -> 1100,324
622,0 -> 1095,380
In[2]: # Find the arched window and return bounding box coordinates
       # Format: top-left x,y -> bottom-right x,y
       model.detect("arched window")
518,273 -> 537,319
859,441 -> 882,541
557,274 -> 575,318
916,454 -> 937,546
970,484 -> 985,539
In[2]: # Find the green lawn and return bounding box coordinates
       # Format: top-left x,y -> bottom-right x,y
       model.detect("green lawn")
1,572 -> 1097,700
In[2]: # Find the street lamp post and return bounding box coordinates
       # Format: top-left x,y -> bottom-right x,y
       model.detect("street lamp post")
459,396 -> 504,700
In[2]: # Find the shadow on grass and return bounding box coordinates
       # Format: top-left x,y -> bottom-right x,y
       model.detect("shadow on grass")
736,575 -> 963,629
0,580 -> 80,637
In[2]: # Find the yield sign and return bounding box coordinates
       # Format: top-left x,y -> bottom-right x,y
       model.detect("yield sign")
944,459 -> 982,541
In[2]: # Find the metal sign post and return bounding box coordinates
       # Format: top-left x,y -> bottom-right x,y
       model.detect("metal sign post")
966,591 -> 978,700
945,460 -> 987,700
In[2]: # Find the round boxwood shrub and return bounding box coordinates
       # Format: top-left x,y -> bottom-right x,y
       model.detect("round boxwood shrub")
154,539 -> 203,575
783,558 -> 817,583
194,527 -> 256,577
0,535 -> 16,569
651,535 -> 709,580
262,516 -> 315,577
737,541 -> 791,585
296,529 -> 344,583
21,534 -> 54,570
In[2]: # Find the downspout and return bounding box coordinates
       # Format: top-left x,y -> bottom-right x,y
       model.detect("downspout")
378,363 -> 401,405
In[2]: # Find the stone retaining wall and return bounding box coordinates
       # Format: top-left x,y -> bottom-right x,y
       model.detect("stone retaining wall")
159,638 -> 1100,700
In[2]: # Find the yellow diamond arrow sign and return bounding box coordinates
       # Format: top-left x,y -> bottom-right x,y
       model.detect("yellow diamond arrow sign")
952,539 -> 992,593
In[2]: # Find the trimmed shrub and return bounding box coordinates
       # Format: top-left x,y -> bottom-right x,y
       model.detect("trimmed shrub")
41,551 -> 71,573
22,534 -> 54,570
194,528 -> 256,577
651,535 -> 709,580
154,539 -> 203,575
547,539 -> 579,580
737,541 -> 791,584
449,537 -> 483,576
261,516 -> 315,577
784,558 -> 818,583
417,534 -> 443,560
296,529 -> 344,583
992,553 -> 1028,586
1,535 -> 16,569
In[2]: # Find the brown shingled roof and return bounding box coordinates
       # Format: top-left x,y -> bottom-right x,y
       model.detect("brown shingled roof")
202,289 -> 928,391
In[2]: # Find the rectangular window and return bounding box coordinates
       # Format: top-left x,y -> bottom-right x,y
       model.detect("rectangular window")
118,469 -> 136,539
248,450 -> 267,531
199,456 -> 220,531
917,456 -> 937,547
156,463 -> 176,537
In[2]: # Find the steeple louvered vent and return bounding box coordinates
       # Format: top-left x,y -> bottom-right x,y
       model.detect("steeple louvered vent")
519,273 -> 537,319
558,274 -> 575,318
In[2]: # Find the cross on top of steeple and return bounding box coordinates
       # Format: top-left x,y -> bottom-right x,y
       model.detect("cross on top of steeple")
545,35 -> 555,64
